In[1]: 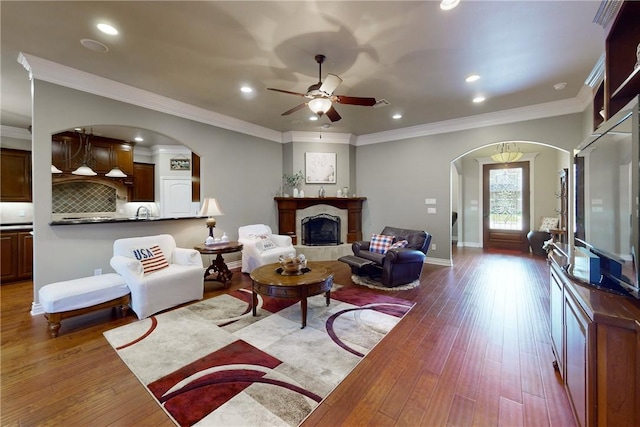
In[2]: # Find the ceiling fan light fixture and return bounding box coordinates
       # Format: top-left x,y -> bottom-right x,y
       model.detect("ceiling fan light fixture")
308,98 -> 332,114
51,164 -> 63,174
440,0 -> 461,11
309,116 -> 319,121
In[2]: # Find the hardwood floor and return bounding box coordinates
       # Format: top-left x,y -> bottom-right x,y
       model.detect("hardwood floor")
1,247 -> 575,426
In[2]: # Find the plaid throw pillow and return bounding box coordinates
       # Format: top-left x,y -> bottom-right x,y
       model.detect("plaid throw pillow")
389,239 -> 409,250
132,245 -> 169,275
369,234 -> 394,254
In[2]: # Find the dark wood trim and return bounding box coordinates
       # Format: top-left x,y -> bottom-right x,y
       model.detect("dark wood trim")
274,197 -> 366,244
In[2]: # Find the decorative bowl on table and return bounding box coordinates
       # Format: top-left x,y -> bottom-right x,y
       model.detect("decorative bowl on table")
278,253 -> 307,275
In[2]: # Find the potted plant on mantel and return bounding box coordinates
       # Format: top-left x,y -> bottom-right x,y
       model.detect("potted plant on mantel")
282,170 -> 304,197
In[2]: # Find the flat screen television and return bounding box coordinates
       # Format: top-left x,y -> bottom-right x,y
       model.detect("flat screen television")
572,95 -> 639,298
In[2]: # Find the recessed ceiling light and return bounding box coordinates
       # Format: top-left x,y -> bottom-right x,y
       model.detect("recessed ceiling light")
553,82 -> 567,90
440,0 -> 460,11
472,96 -> 486,103
309,116 -> 318,121
392,114 -> 402,119
465,74 -> 480,83
240,86 -> 253,93
80,39 -> 108,52
134,136 -> 144,142
97,23 -> 118,35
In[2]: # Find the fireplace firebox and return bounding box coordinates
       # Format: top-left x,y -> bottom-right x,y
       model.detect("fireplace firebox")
301,213 -> 341,246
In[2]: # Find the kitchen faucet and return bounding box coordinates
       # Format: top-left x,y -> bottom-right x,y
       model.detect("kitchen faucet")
136,206 -> 150,219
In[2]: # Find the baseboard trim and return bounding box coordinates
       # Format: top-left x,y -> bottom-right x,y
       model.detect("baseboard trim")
31,302 -> 44,316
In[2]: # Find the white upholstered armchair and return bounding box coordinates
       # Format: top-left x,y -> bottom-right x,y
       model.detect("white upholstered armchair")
110,234 -> 204,319
238,224 -> 296,273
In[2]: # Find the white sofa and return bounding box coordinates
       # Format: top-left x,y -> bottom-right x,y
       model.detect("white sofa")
238,224 -> 296,273
110,234 -> 204,319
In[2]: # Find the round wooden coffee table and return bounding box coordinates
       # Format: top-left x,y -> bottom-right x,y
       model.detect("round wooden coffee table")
250,262 -> 334,328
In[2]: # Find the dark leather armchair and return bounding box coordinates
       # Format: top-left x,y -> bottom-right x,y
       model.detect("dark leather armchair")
349,226 -> 432,287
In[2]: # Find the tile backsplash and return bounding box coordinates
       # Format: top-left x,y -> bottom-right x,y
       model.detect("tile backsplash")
53,181 -> 117,213
52,180 -> 128,216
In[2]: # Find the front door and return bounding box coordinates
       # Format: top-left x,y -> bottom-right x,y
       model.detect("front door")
483,161 -> 530,252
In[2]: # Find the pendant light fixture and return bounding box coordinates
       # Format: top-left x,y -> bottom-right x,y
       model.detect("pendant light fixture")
105,166 -> 127,178
491,142 -> 523,163
71,128 -> 98,176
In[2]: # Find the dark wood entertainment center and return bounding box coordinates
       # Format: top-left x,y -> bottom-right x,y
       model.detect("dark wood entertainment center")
550,3 -> 640,425
274,197 -> 366,245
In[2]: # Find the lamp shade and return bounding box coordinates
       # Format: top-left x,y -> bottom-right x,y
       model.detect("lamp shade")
71,164 -> 98,176
199,198 -> 224,217
308,98 -> 332,114
105,167 -> 127,178
51,164 -> 63,174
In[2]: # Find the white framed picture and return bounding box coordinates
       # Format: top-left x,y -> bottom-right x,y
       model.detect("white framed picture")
305,152 -> 336,184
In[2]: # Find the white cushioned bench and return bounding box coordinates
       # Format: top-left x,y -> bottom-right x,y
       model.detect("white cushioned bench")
39,273 -> 130,337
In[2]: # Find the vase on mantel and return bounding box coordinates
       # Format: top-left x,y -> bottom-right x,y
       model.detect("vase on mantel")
293,188 -> 299,197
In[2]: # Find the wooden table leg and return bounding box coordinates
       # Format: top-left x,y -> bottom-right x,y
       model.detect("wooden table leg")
325,291 -> 330,306
204,254 -> 233,287
252,283 -> 258,317
300,297 -> 307,329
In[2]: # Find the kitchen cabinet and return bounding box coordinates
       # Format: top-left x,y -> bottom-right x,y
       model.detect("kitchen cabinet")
549,250 -> 640,426
130,162 -> 155,201
0,148 -> 32,202
51,132 -> 133,175
1,230 -> 33,283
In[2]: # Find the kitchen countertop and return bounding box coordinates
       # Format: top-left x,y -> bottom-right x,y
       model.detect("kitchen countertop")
1,223 -> 33,231
49,216 -> 201,225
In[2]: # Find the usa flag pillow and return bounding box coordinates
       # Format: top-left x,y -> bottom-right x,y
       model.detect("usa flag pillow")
132,245 -> 169,274
369,234 -> 394,254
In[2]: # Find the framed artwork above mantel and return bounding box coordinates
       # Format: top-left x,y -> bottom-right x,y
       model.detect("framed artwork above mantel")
305,152 -> 336,184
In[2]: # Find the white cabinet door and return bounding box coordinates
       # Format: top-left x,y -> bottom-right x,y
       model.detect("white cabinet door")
161,178 -> 192,218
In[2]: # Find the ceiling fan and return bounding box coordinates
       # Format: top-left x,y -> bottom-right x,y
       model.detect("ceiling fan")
267,54 -> 377,122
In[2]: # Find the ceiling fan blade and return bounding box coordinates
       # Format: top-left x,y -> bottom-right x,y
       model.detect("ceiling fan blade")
326,105 -> 342,122
281,103 -> 308,116
267,88 -> 307,97
319,74 -> 342,95
335,95 -> 377,106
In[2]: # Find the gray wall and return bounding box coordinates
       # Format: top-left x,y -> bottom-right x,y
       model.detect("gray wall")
356,114 -> 582,264
31,80 -> 282,303
29,78 -> 587,306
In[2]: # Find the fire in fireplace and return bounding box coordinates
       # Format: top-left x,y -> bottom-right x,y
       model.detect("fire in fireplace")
301,213 -> 341,246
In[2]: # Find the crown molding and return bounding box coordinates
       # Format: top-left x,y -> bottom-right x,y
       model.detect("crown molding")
282,131 -> 353,144
355,92 -> 589,146
17,52 -> 593,149
1,125 -> 31,140
17,52 -> 282,143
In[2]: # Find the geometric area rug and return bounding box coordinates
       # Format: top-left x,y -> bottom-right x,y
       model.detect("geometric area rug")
103,284 -> 415,426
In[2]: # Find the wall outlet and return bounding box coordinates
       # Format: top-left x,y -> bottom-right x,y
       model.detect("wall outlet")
427,207 -> 436,214
424,198 -> 436,205
431,243 -> 436,251
94,269 -> 102,276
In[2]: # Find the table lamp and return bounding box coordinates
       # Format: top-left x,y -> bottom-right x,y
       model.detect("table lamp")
199,198 -> 224,245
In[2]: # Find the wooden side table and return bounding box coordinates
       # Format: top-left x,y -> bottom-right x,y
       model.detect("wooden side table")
194,241 -> 243,288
